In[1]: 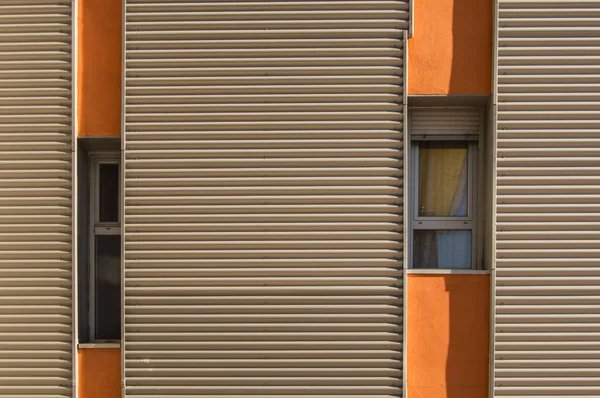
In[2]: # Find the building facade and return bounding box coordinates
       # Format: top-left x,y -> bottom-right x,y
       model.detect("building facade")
0,0 -> 597,397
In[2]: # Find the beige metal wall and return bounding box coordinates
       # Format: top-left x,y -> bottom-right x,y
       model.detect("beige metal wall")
494,1 -> 600,396
123,1 -> 407,396
0,1 -> 73,397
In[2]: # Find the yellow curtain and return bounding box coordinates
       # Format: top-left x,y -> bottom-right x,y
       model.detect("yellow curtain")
419,146 -> 467,217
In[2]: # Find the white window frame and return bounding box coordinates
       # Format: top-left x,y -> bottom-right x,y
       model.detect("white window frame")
88,152 -> 121,342
408,114 -> 483,270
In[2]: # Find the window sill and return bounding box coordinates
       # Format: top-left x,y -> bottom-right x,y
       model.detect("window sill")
78,342 -> 121,349
407,268 -> 490,275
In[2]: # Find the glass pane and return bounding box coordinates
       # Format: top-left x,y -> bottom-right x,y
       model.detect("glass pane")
413,230 -> 472,269
95,235 -> 121,341
99,163 -> 119,223
419,142 -> 468,217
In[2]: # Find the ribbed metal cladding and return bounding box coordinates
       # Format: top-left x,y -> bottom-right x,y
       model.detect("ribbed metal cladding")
0,1 -> 73,397
124,1 -> 406,396
495,1 -> 600,396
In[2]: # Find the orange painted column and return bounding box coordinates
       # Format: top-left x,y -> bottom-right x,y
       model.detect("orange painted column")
407,1 -> 493,395
407,275 -> 490,398
78,348 -> 121,398
78,0 -> 122,136
408,0 -> 493,95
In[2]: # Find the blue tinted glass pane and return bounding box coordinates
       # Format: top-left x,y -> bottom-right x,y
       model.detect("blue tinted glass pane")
413,230 -> 472,269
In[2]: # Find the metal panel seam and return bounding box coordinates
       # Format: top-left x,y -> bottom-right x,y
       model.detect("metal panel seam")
121,0 -> 127,396
408,0 -> 414,38
72,0 -> 79,396
488,0 -> 499,395
401,30 -> 408,398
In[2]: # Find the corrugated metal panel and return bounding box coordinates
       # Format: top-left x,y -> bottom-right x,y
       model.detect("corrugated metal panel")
495,1 -> 600,396
0,1 -> 73,397
409,108 -> 483,136
124,1 -> 406,396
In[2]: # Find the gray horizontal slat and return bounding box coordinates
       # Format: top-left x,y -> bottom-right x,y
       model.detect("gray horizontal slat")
125,1 -> 408,11
124,386 -> 402,395
124,376 -> 401,387
127,29 -> 406,42
127,10 -> 408,21
125,305 -> 403,314
126,367 -> 403,377
126,20 -> 406,31
126,146 -> 403,155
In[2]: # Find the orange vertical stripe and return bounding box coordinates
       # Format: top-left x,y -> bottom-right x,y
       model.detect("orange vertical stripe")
78,348 -> 121,398
78,0 -> 122,136
408,0 -> 493,95
407,274 -> 490,398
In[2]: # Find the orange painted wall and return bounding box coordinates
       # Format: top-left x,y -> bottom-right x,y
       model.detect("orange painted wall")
78,348 -> 121,398
78,0 -> 122,136
408,0 -> 492,95
407,274 -> 490,398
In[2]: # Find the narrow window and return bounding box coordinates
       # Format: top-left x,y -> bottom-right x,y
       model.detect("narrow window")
409,108 -> 482,269
90,154 -> 121,341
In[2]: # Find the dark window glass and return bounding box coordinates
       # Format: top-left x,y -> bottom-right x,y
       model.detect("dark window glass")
99,164 -> 119,223
95,235 -> 121,340
413,230 -> 472,269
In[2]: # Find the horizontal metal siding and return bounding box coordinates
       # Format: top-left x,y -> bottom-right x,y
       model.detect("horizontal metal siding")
0,1 -> 72,397
495,1 -> 600,396
124,1 -> 406,397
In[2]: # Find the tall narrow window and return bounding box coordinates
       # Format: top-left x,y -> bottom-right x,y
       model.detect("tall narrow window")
409,108 -> 483,269
90,155 -> 121,341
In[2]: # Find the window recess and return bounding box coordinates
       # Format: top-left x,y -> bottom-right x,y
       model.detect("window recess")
88,153 -> 121,342
408,108 -> 484,270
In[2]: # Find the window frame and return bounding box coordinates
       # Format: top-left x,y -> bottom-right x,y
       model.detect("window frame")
88,152 -> 121,342
408,110 -> 484,270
